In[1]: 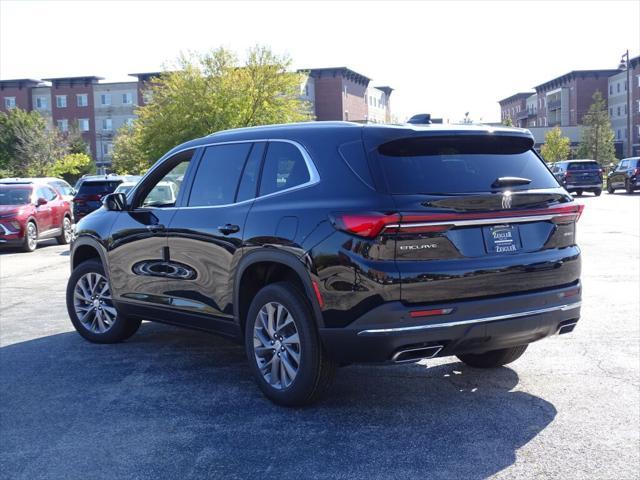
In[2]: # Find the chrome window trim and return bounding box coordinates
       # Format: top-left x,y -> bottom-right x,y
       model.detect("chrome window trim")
384,213 -> 575,229
131,138 -> 319,210
357,302 -> 582,336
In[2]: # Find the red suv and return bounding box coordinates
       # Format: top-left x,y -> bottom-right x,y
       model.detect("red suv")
0,181 -> 73,252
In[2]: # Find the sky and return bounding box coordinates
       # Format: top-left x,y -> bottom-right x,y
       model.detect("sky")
1,0 -> 639,122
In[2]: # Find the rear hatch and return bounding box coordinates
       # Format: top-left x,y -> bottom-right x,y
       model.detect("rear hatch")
364,130 -> 582,304
564,161 -> 602,186
74,180 -> 122,213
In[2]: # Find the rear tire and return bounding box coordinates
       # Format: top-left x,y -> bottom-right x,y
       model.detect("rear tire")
607,184 -> 615,194
593,188 -> 602,197
244,282 -> 336,406
56,216 -> 73,245
66,259 -> 141,343
457,344 -> 528,368
575,189 -> 583,197
626,180 -> 634,194
21,221 -> 38,252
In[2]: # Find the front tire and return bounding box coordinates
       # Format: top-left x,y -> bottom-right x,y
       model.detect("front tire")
56,216 -> 73,245
457,344 -> 528,368
244,282 -> 336,406
625,180 -> 634,194
21,221 -> 38,252
607,184 -> 615,194
66,259 -> 141,343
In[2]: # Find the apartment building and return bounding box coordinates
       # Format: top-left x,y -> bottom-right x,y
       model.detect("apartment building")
608,55 -> 639,156
302,67 -> 393,122
1,66 -> 394,168
498,92 -> 534,127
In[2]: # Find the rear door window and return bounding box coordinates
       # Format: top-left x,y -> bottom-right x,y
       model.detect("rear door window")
236,142 -> 265,203
374,136 -> 559,194
259,142 -> 310,196
188,143 -> 252,206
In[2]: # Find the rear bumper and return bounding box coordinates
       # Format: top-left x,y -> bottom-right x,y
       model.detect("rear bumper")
564,183 -> 601,190
319,283 -> 582,363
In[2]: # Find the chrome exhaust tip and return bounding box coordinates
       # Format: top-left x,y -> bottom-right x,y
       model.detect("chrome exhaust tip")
391,345 -> 444,363
557,321 -> 577,335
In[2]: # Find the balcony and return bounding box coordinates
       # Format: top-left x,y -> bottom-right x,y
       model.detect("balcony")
517,108 -> 536,120
547,99 -> 561,111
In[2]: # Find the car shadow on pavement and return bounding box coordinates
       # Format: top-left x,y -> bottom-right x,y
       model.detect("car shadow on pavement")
0,322 -> 556,480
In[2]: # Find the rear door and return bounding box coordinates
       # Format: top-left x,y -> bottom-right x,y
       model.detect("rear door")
366,133 -> 582,304
34,186 -> 55,233
164,141 -> 263,326
610,159 -> 629,188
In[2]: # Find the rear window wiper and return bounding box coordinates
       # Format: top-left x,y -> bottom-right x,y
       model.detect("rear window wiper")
491,177 -> 532,188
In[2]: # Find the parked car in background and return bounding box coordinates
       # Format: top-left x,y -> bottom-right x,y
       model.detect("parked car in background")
0,177 -> 75,202
73,174 -> 140,220
607,157 -> 640,194
551,160 -> 603,196
67,122 -> 583,406
113,181 -> 139,196
0,181 -> 73,252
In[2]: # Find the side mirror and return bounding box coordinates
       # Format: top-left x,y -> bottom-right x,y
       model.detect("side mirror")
103,192 -> 127,211
36,197 -> 48,206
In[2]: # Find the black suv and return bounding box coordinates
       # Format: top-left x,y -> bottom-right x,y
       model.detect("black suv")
66,122 -> 583,406
607,157 -> 640,194
73,174 -> 140,220
551,159 -> 603,196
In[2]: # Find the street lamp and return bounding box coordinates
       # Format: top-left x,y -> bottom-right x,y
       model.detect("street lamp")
618,50 -> 632,158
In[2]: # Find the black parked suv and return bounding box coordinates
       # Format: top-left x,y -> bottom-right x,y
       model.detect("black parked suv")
73,174 -> 140,220
607,157 -> 640,194
66,122 -> 583,405
551,159 -> 603,196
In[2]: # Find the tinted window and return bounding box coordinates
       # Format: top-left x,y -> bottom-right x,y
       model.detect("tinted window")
53,181 -> 73,196
0,186 -> 32,205
236,142 -> 265,202
568,162 -> 599,170
142,161 -> 189,208
339,140 -> 374,188
78,181 -> 121,196
188,143 -> 252,206
259,142 -> 310,196
375,136 -> 559,194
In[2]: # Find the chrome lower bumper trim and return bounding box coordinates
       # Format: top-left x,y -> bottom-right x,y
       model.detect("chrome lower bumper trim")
358,302 -> 582,336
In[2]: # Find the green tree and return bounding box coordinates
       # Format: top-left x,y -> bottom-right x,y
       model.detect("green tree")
0,109 -> 48,176
12,121 -> 67,176
112,45 -> 312,173
112,124 -> 149,175
66,125 -> 89,155
503,116 -> 514,127
46,153 -> 94,182
577,90 -> 616,163
540,126 -> 571,162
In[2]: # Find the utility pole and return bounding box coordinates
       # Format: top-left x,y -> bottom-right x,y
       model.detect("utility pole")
619,50 -> 633,158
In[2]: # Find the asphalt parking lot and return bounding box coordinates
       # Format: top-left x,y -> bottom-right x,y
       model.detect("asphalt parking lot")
1,192 -> 638,480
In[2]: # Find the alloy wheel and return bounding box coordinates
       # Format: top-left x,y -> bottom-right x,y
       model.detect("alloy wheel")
73,272 -> 117,333
253,302 -> 301,389
63,217 -> 72,243
26,223 -> 37,250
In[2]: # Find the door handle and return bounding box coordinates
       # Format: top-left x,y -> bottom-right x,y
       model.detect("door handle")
218,224 -> 240,235
146,224 -> 166,232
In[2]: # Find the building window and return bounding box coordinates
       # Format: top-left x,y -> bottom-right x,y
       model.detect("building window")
35,96 -> 48,109
617,83 -> 620,93
637,100 -> 640,113
625,105 -> 627,115
617,106 -> 621,116
609,107 -> 613,116
122,93 -> 133,105
101,142 -> 113,156
617,129 -> 621,139
609,85 -> 613,95
78,118 -> 90,132
56,95 -> 67,108
57,119 -> 69,132
100,94 -> 111,106
76,94 -> 88,107
102,118 -> 112,131
142,91 -> 153,104
4,97 -> 16,109
124,118 -> 135,127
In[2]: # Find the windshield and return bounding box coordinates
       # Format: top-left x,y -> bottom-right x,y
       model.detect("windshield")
377,137 -> 558,194
77,181 -> 121,196
0,186 -> 32,205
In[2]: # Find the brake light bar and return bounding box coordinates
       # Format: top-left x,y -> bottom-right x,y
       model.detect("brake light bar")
409,308 -> 454,318
332,204 -> 584,238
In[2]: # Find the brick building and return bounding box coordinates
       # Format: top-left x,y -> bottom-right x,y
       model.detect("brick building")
1,66 -> 393,168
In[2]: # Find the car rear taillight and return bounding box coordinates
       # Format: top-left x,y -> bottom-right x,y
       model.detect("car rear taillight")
633,168 -> 640,177
331,213 -> 401,238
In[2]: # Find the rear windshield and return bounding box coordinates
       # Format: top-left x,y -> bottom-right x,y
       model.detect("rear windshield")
77,181 -> 121,196
568,162 -> 599,170
375,136 -> 559,194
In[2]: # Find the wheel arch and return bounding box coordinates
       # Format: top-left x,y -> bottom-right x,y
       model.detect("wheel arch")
234,249 -> 324,334
71,237 -> 108,272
